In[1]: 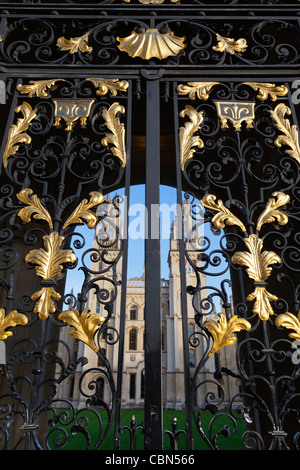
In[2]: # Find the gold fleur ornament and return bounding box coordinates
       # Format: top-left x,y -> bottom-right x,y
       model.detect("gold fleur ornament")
53,99 -> 95,131
117,28 -> 186,60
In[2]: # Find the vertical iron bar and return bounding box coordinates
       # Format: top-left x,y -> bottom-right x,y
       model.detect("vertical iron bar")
114,84 -> 132,450
173,83 -> 194,450
144,78 -> 163,450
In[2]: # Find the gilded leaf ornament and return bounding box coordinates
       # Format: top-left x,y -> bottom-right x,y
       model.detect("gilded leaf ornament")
204,314 -> 251,357
201,192 -> 289,321
256,192 -> 290,232
3,102 -> 37,168
58,308 -> 105,353
0,308 -> 28,340
231,235 -> 281,321
179,105 -> 204,170
177,82 -> 220,101
86,78 -> 129,96
101,102 -> 127,167
275,311 -> 300,341
17,188 -> 53,228
17,79 -> 65,98
243,82 -> 288,102
57,32 -> 92,54
213,33 -> 248,55
25,232 -> 77,320
200,194 -> 247,232
63,191 -> 105,230
269,103 -> 300,166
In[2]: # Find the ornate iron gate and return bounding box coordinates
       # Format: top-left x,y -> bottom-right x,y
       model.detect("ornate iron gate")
0,0 -> 299,451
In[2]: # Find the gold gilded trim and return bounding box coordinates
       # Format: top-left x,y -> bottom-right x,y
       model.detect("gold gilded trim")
3,102 -> 37,168
269,103 -> 300,166
17,188 -> 53,228
101,102 -> 127,167
177,82 -> 220,101
17,189 -> 105,319
204,314 -> 251,357
117,28 -> 186,60
214,101 -> 255,132
231,234 -> 281,321
25,231 -> 76,320
17,79 -> 65,98
275,311 -> 300,341
0,308 -> 28,340
243,82 -> 288,102
63,191 -> 105,230
57,32 -> 92,54
201,192 -> 289,321
179,105 -> 204,170
53,99 -> 95,131
256,192 -> 290,231
201,194 -> 247,232
58,308 -> 105,352
85,78 -> 129,96
213,33 -> 248,55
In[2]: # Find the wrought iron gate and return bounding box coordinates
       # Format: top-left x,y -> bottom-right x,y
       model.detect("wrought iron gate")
0,0 -> 299,451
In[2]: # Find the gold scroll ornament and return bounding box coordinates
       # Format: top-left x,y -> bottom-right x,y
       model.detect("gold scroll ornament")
213,34 -> 248,55
17,188 -> 105,320
269,103 -> 300,166
179,105 -> 204,170
201,191 -> 290,322
101,102 -> 127,167
57,32 -> 92,55
17,79 -> 65,98
2,102 -> 37,168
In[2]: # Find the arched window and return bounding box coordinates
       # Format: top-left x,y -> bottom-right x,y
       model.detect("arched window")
129,328 -> 137,350
130,305 -> 137,320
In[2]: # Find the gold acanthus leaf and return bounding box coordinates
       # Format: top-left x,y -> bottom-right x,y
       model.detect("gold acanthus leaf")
204,313 -> 251,357
213,33 -> 248,55
58,308 -> 105,352
25,232 -> 77,320
85,78 -> 129,96
17,79 -> 65,98
101,102 -> 127,167
0,308 -> 28,340
57,32 -> 92,54
177,82 -> 220,101
201,194 -> 247,232
63,192 -> 105,230
25,231 -> 76,281
231,234 -> 281,321
243,82 -> 288,102
17,188 -> 53,229
31,287 -> 61,321
3,102 -> 37,168
256,192 -> 290,232
179,105 -> 204,170
269,103 -> 300,165
275,311 -> 300,341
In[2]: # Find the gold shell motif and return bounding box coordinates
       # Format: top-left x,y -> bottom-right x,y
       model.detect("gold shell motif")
116,28 -> 186,60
